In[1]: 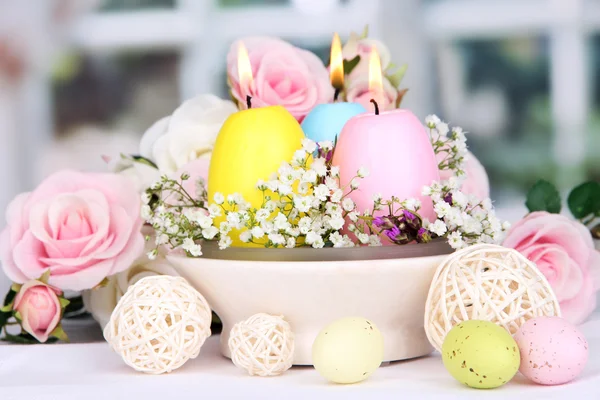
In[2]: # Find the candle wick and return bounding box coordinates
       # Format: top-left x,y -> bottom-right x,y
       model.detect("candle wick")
246,95 -> 252,109
370,99 -> 380,115
333,88 -> 341,102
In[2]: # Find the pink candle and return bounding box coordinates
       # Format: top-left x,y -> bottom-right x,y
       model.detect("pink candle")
331,49 -> 439,244
332,108 -> 439,224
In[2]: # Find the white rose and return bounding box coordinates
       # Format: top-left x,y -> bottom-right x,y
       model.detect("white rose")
139,94 -> 237,173
82,228 -> 179,328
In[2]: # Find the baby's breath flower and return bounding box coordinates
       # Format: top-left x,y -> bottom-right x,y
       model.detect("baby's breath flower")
240,231 -> 252,243
214,192 -> 225,205
342,198 -> 355,212
350,179 -> 360,190
302,138 -> 317,153
357,167 -> 369,178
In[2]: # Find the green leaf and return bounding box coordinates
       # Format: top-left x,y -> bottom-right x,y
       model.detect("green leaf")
343,55 -> 361,76
1,333 -> 38,345
525,180 -> 562,214
567,181 -> 600,219
0,310 -> 13,329
387,64 -> 408,88
130,155 -> 158,169
50,324 -> 69,343
38,269 -> 51,284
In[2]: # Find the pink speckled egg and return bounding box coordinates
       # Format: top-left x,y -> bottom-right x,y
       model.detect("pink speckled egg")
514,316 -> 588,385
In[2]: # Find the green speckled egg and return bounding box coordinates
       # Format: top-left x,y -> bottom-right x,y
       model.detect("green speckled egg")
441,320 -> 520,389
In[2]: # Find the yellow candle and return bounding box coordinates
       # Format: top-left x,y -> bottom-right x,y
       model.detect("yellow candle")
209,42 -> 305,247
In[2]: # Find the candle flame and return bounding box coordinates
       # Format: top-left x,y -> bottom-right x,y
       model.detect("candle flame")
330,32 -> 344,89
237,41 -> 253,90
368,46 -> 383,94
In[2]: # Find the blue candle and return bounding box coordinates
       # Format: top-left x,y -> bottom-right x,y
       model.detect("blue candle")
302,102 -> 367,143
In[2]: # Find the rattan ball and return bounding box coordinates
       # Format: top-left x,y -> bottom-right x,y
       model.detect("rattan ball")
104,275 -> 212,374
228,313 -> 295,376
425,244 -> 560,351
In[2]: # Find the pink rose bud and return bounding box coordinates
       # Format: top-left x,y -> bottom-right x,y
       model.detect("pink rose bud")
13,280 -> 63,343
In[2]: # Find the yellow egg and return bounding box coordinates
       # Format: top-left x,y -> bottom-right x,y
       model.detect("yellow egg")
312,317 -> 384,384
442,320 -> 520,389
208,105 -> 304,247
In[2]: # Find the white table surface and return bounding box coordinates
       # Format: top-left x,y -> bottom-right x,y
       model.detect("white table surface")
1,315 -> 599,400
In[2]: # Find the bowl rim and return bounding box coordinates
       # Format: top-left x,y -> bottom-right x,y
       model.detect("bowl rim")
172,238 -> 454,262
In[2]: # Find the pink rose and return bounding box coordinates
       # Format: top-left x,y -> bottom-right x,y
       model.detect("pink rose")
0,170 -> 145,291
13,280 -> 62,342
227,36 -> 333,122
438,151 -> 490,199
345,75 -> 398,112
504,211 -> 600,324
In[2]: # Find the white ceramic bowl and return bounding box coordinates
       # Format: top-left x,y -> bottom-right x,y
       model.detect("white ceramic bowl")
167,242 -> 452,365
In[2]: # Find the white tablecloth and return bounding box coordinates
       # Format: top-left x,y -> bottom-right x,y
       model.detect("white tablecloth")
1,315 -> 599,400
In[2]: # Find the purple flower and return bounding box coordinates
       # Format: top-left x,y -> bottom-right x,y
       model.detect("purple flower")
373,216 -> 395,230
444,193 -> 453,205
417,227 -> 432,243
384,226 -> 409,244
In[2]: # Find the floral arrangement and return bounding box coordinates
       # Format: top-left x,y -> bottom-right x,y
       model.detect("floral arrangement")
0,28 -> 595,346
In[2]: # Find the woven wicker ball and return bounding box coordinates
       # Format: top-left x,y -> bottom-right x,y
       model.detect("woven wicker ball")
425,244 -> 560,352
228,313 -> 295,376
104,275 -> 211,374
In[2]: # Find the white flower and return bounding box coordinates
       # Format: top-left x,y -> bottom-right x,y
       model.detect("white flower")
302,138 -> 317,153
278,184 -> 292,196
342,198 -> 355,212
273,213 -> 290,231
219,221 -> 232,234
367,235 -> 381,246
140,95 -> 237,173
328,216 -> 345,230
251,226 -> 265,239
482,198 -> 493,211
219,235 -> 233,250
403,198 -> 421,211
311,236 -> 325,249
298,217 -> 312,234
330,189 -> 343,203
182,238 -> 202,257
301,169 -> 318,184
226,212 -> 242,229
278,163 -> 296,185
434,201 -> 452,218
202,226 -> 219,240
313,184 -> 330,201
372,193 -> 383,203
348,211 -> 359,222
305,231 -> 321,245
213,192 -> 225,205
268,233 -> 286,246
502,221 -> 511,231
425,114 -> 441,128
255,208 -> 271,222
447,232 -> 465,249
350,179 -> 360,190
293,196 -> 313,213
197,214 -> 213,229
208,204 -> 221,217
357,167 -> 369,178
436,122 -> 449,136
421,186 -> 432,196
286,237 -> 296,248
330,166 -> 340,177
329,232 -> 345,247
141,205 -> 152,221
357,233 -> 370,244
451,191 -> 468,207
310,158 -> 328,176
239,231 -> 252,243
463,216 -> 483,235
325,177 -> 339,191
292,149 -> 307,166
446,209 -> 464,227
429,220 -> 448,236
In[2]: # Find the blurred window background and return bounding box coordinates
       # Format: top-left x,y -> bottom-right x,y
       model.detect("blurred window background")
1,0 -> 599,225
